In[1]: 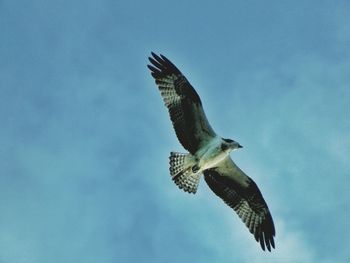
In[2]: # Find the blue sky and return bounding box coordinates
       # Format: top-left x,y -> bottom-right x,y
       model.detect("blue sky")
1,0 -> 350,262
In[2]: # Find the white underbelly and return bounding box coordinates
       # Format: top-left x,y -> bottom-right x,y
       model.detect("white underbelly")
201,150 -> 227,170
196,137 -> 228,170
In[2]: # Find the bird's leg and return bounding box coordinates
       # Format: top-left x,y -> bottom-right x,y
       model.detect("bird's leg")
186,155 -> 200,173
192,164 -> 200,173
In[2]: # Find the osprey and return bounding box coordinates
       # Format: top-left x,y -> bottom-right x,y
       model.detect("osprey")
147,52 -> 275,251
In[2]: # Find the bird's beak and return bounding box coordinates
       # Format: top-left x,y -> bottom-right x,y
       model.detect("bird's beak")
238,144 -> 243,148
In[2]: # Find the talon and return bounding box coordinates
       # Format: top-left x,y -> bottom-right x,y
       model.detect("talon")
192,165 -> 200,173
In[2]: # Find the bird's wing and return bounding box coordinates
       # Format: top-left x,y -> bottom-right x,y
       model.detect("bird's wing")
147,52 -> 216,154
203,157 -> 275,251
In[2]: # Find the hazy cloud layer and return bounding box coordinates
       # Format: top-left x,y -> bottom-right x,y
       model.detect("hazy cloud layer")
1,0 -> 349,262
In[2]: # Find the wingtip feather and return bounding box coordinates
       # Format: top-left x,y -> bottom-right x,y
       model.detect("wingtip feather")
150,52 -> 164,64
271,238 -> 275,249
149,57 -> 163,69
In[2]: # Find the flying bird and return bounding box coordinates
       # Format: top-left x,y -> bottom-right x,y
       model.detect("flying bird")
147,52 -> 275,251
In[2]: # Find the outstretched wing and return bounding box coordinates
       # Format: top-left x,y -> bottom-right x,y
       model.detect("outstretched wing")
147,52 -> 216,154
204,157 -> 275,251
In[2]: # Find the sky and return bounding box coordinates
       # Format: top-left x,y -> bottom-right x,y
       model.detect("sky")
1,0 -> 350,262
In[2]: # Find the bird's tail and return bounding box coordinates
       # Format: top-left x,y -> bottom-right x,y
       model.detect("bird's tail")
169,152 -> 200,194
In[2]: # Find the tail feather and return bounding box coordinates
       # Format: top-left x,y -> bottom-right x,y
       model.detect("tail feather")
169,152 -> 200,194
169,152 -> 187,177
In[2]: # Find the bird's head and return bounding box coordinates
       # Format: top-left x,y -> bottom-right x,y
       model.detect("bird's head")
222,138 -> 243,152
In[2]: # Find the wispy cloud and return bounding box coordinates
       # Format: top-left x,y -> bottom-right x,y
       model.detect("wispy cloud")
1,0 -> 350,262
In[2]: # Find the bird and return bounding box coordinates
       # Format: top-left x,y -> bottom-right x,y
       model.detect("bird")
147,52 -> 275,251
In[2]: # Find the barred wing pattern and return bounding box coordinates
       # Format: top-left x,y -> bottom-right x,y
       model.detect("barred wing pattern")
204,157 -> 275,251
147,52 -> 216,154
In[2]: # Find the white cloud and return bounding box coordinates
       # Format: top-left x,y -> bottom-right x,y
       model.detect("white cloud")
238,218 -> 331,263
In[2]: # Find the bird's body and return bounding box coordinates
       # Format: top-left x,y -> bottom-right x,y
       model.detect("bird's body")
171,136 -> 233,179
147,52 -> 276,251
193,136 -> 237,172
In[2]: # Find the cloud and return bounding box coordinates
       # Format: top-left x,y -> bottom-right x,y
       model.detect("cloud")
1,0 -> 350,262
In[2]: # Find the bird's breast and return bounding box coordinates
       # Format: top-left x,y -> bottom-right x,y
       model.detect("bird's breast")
196,137 -> 228,171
